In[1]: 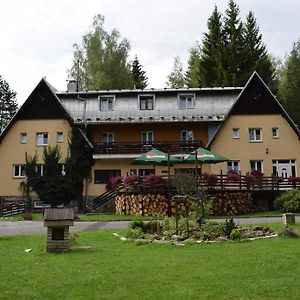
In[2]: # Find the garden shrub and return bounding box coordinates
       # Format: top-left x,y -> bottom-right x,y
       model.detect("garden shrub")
275,189 -> 300,212
227,170 -> 240,182
201,222 -> 224,240
223,218 -> 236,238
145,174 -> 166,191
125,227 -> 144,239
278,226 -> 299,238
230,228 -> 241,240
130,220 -> 162,234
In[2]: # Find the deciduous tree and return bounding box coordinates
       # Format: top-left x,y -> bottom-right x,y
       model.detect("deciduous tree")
68,14 -> 133,90
166,56 -> 186,88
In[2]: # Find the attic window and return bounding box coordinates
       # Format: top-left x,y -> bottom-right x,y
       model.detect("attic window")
99,96 -> 114,111
36,132 -> 48,146
20,133 -> 28,143
179,94 -> 194,109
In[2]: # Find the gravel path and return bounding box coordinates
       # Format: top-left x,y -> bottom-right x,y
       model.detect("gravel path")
0,217 -> 298,236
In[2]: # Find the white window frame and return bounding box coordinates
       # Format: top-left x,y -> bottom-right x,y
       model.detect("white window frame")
139,94 -> 155,110
20,132 -> 28,144
99,95 -> 115,111
178,94 -> 195,109
36,132 -> 48,146
250,160 -> 264,172
227,161 -> 240,172
141,131 -> 154,143
13,165 -> 25,178
232,128 -> 240,139
248,128 -> 262,142
102,132 -> 114,144
181,130 -> 194,142
36,164 -> 44,176
272,127 -> 279,139
57,132 -> 64,143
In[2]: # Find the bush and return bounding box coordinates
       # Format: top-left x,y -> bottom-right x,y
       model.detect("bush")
206,174 -> 218,186
106,176 -> 120,190
275,189 -> 300,212
278,226 -> 299,238
223,218 -> 236,238
201,222 -> 224,240
145,174 -> 166,190
130,220 -> 162,234
250,170 -> 264,178
227,170 -> 240,182
124,227 -> 144,239
230,228 -> 241,240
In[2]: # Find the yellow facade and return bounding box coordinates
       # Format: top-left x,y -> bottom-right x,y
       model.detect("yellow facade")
210,115 -> 300,176
0,119 -> 71,196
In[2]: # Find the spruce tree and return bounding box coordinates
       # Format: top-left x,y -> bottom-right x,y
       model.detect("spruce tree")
186,45 -> 202,87
0,75 -> 18,133
200,6 -> 225,87
279,39 -> 300,125
131,55 -> 148,89
242,11 -> 275,87
222,0 -> 244,86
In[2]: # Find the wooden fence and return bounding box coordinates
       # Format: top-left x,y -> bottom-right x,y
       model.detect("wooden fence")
0,200 -> 28,217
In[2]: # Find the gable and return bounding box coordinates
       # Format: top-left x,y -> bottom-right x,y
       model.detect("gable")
0,78 -> 71,143
231,73 -> 281,115
19,79 -> 68,120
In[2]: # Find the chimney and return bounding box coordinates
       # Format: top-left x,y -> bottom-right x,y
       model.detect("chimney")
67,80 -> 78,92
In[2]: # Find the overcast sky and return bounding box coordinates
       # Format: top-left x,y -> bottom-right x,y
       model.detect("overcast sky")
1,0 -> 299,104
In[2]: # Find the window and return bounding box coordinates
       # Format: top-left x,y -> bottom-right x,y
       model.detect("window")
141,131 -> 154,150
36,132 -> 48,146
227,161 -> 240,172
139,95 -> 154,110
232,128 -> 240,139
138,169 -> 155,176
250,160 -> 263,172
13,165 -> 25,178
248,128 -> 262,142
57,132 -> 64,143
102,132 -> 114,144
99,96 -> 114,111
94,169 -> 121,184
181,130 -> 194,142
36,164 -> 44,176
272,127 -> 279,139
20,133 -> 28,143
179,94 -> 194,109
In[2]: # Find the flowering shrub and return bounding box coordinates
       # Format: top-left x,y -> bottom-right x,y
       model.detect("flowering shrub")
244,174 -> 256,183
206,173 -> 218,186
106,176 -> 120,190
227,170 -> 240,182
145,174 -> 166,190
288,177 -> 300,184
123,175 -> 141,187
250,170 -> 264,178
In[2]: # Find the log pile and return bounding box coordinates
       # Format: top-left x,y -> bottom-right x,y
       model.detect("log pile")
211,192 -> 252,216
115,193 -> 190,217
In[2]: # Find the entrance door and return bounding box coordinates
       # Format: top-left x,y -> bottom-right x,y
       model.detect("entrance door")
273,160 -> 296,178
277,165 -> 292,179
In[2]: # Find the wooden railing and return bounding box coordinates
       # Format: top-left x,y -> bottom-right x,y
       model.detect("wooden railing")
0,200 -> 28,217
93,140 -> 203,155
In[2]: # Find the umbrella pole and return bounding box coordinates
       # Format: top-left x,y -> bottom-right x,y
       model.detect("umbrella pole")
195,151 -> 198,178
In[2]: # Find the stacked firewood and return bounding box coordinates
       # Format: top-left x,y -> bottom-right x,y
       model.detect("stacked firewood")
115,193 -> 190,217
211,192 -> 252,216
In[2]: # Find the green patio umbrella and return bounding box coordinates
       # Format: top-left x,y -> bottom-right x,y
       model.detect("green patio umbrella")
183,147 -> 229,176
132,148 -> 180,166
184,147 -> 229,164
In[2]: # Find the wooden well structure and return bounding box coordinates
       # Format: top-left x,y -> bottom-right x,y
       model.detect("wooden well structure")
44,208 -> 74,252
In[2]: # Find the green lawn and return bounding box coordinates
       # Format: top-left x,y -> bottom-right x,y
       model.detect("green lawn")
0,224 -> 299,300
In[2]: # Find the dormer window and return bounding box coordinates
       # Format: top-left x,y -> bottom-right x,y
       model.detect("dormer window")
99,95 -> 114,111
139,95 -> 154,110
179,94 -> 194,109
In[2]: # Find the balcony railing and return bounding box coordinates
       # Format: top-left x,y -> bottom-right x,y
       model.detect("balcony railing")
93,140 -> 203,155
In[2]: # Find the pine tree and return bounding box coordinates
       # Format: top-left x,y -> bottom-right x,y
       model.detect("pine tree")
186,45 -> 202,87
222,0 -> 244,86
279,39 -> 300,125
200,6 -> 225,87
131,55 -> 148,89
68,14 -> 133,90
242,11 -> 275,87
0,75 -> 18,133
166,56 -> 186,88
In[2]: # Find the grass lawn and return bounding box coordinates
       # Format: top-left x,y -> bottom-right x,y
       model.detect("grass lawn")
0,224 -> 299,300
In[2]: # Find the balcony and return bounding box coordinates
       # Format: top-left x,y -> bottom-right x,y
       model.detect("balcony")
93,140 -> 203,156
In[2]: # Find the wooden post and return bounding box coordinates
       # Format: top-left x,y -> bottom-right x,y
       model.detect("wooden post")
220,169 -> 223,189
239,170 -> 242,190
